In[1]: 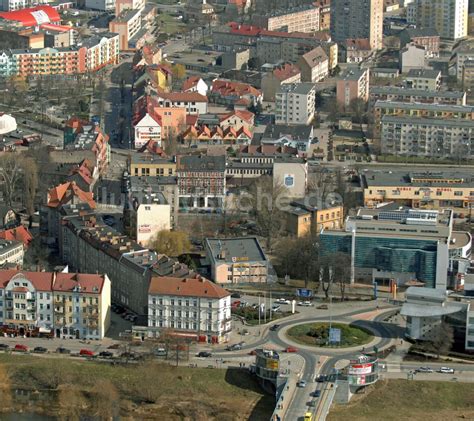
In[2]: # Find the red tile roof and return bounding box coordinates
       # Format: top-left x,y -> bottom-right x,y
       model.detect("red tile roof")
0,270 -> 53,291
0,226 -> 33,247
182,76 -> 202,91
344,38 -> 372,51
69,159 -> 94,186
211,80 -> 261,98
149,277 -> 229,299
158,91 -> 208,103
53,273 -> 106,294
220,109 -> 255,123
47,182 -> 96,209
273,63 -> 301,81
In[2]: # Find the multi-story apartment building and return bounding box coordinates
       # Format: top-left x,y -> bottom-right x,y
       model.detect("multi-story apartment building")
252,5 -> 320,33
0,270 -> 110,339
115,0 -> 145,15
109,9 -> 143,51
0,33 -> 119,77
298,46 -> 329,83
330,0 -> 384,50
176,155 -> 226,209
205,237 -> 269,284
147,276 -> 231,343
399,28 -> 440,58
405,69 -> 442,91
456,45 -> 474,86
380,116 -> 474,158
321,207 -> 471,290
261,63 -> 301,101
336,68 -> 370,109
369,87 -> 466,106
462,59 -> 474,90
315,0 -> 331,31
275,83 -> 316,125
0,0 -> 28,11
85,0 -> 115,11
130,153 -> 176,177
414,0 -> 468,40
399,43 -> 426,74
0,239 -> 23,267
361,169 -> 474,213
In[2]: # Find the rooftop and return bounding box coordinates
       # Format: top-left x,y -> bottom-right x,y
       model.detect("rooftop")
381,115 -> 474,127
370,86 -> 465,99
263,124 -> 312,141
339,68 -> 368,81
374,100 -> 474,113
406,68 -> 441,79
177,155 -> 226,172
205,237 -> 267,264
148,277 -> 229,299
277,82 -> 315,95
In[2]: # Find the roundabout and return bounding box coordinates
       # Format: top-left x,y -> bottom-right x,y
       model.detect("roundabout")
286,322 -> 374,349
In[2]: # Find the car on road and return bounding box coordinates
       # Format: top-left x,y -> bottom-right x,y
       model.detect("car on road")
269,324 -> 280,331
197,351 -> 212,358
14,344 -> 28,352
99,351 -> 114,358
304,412 -> 313,421
79,349 -> 94,357
275,298 -> 290,305
415,367 -> 433,373
307,400 -> 317,408
284,346 -> 298,353
297,301 -> 313,307
312,390 -> 321,398
297,380 -> 307,388
0,344 -> 9,350
316,374 -> 328,382
33,346 -> 48,354
56,346 -> 71,354
226,344 -> 241,351
271,304 -> 281,312
438,367 -> 455,374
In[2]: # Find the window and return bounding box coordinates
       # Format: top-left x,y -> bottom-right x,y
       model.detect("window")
454,191 -> 463,196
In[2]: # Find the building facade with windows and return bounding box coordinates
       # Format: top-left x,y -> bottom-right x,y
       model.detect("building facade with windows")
147,277 -> 231,344
320,208 -> 470,290
0,270 -> 110,339
275,83 -> 316,125
0,239 -> 23,267
204,237 -> 269,284
252,5 -> 320,33
336,68 -> 370,109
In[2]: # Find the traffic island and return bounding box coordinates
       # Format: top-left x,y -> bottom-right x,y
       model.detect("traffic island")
286,322 -> 374,348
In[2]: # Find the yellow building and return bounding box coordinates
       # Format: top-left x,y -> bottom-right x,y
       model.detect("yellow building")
362,170 -> 474,213
130,154 -> 176,177
286,201 -> 344,237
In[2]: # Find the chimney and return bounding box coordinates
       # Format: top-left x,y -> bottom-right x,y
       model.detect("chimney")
52,272 -> 57,287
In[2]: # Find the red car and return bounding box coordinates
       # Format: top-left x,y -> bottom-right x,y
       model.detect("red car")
79,349 -> 94,357
284,346 -> 298,353
14,344 -> 28,352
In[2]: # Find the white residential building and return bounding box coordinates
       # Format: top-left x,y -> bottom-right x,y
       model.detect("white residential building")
133,112 -> 162,149
405,69 -> 442,91
0,240 -> 23,267
154,92 -> 208,115
275,83 -> 316,125
0,0 -> 28,11
85,0 -> 115,10
147,277 -> 231,344
135,200 -> 171,246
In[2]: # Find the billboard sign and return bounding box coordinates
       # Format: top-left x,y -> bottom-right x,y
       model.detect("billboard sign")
296,288 -> 312,298
329,328 -> 341,344
348,363 -> 373,375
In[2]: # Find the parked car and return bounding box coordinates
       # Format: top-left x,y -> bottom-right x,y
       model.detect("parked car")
297,380 -> 307,388
197,351 -> 212,358
269,324 -> 280,331
284,346 -> 298,353
107,343 -> 120,350
231,292 -> 241,298
56,346 -> 71,354
271,305 -> 281,312
0,344 -> 9,350
275,298 -> 290,305
438,367 -> 455,374
155,348 -> 167,356
79,349 -> 94,357
33,346 -> 48,354
14,344 -> 28,352
99,351 -> 113,358
317,304 -> 329,310
415,367 -> 433,373
226,344 -> 241,351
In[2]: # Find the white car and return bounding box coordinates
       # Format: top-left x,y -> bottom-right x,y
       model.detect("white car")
275,298 -> 290,305
438,367 -> 455,374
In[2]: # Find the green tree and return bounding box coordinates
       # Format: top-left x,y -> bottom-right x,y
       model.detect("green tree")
150,230 -> 191,257
171,63 -> 186,81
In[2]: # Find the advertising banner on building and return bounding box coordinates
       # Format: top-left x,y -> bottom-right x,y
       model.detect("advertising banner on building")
348,363 -> 373,375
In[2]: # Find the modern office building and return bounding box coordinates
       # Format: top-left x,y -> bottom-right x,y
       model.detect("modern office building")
275,83 -> 316,125
413,0 -> 468,40
320,207 -> 471,290
204,237 -> 270,284
147,276 -> 231,344
330,0 -> 384,50
361,170 -> 474,213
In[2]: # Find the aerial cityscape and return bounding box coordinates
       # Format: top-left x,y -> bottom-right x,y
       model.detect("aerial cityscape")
0,0 -> 473,419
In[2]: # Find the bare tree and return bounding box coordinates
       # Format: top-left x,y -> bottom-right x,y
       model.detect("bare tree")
0,364 -> 12,410
58,385 -> 86,420
91,379 -> 120,420
23,156 -> 38,216
319,252 -> 351,300
427,322 -> 454,358
0,154 -> 23,207
248,176 -> 288,250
